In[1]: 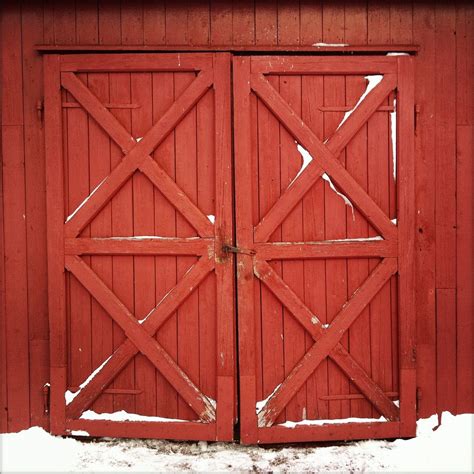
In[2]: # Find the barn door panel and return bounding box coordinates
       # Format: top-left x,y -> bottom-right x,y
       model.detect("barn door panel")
44,53 -> 235,441
234,56 -> 415,444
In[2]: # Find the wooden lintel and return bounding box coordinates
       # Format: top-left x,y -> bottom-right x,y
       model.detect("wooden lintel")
35,44 -> 419,54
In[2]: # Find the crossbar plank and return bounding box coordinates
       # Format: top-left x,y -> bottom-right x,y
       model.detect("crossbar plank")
65,237 -> 212,256
65,256 -> 216,422
255,239 -> 397,260
250,56 -> 398,74
254,258 -> 399,426
61,71 -> 214,237
252,74 -> 397,242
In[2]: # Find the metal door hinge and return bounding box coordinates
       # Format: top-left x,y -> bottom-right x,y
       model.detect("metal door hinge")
37,99 -> 44,127
43,383 -> 50,415
414,104 -> 421,134
222,244 -> 255,256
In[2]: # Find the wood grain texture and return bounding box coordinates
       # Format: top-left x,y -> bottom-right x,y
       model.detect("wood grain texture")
1,0 -> 472,438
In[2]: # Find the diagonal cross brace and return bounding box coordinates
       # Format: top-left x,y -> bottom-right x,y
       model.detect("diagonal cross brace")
252,73 -> 398,243
61,71 -> 214,239
254,258 -> 399,427
65,255 -> 216,422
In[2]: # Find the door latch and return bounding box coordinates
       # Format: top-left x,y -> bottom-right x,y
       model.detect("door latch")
222,244 -> 255,256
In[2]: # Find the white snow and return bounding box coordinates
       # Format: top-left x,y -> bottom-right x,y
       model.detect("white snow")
391,218 -> 397,224
80,410 -> 190,423
66,178 -> 106,223
1,412 -> 472,472
391,98 -> 397,179
136,137 -> 143,142
322,173 -> 355,220
280,415 -> 385,429
256,384 -> 281,413
386,52 -> 410,56
336,75 -> 383,132
207,214 -> 215,224
65,355 -> 112,405
294,143 -> 313,182
313,42 -> 349,47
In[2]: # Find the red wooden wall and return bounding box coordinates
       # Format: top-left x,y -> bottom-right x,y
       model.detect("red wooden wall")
1,0 -> 473,433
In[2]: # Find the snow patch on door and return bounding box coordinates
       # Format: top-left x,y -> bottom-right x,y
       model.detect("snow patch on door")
278,415 -> 385,429
66,178 -> 106,223
80,410 -> 192,423
256,384 -> 281,413
65,355 -> 112,405
336,75 -> 383,132
322,173 -> 355,220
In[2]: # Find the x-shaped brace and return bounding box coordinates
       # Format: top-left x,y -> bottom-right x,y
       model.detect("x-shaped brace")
61,70 -> 214,239
251,72 -> 398,243
254,257 -> 399,427
65,254 -> 216,422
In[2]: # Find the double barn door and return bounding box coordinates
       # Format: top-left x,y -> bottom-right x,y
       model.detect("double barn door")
45,53 -> 415,444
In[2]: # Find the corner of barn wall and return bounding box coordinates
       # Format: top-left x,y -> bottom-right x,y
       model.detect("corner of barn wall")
0,0 -> 472,434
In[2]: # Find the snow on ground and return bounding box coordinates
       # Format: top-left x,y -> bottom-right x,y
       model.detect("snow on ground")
1,412 -> 472,472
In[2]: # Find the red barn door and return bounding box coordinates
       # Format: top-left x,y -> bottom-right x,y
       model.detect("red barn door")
44,53 -> 235,441
234,56 -> 416,444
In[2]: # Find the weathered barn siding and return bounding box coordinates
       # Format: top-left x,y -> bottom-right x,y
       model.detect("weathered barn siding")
0,0 -> 472,433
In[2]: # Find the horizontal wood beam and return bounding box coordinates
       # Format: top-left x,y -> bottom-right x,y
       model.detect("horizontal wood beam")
255,239 -> 397,260
35,45 -> 419,53
65,237 -> 213,256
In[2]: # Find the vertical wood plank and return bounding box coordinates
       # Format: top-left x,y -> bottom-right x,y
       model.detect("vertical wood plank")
131,71 -> 156,416
166,4 -> 188,45
1,1 -> 29,432
280,74 -> 305,421
87,73 -> 113,413
255,0 -> 277,46
301,74 -> 329,420
109,72 -> 136,413
98,0 -> 121,45
258,74 -> 285,424
75,0 -> 99,45
53,1 -> 76,45
434,5 -> 456,290
300,1 -> 323,46
397,56 -> 416,436
187,3 -> 210,45
210,0 -> 232,45
278,2 -> 300,45
152,72 -> 178,419
232,0 -> 255,45
143,1 -> 166,45
22,0 -> 50,430
234,56 -> 258,443
389,1 -> 413,44
413,2 -> 437,418
213,53 -> 234,440
436,289 -> 457,414
175,72 -> 200,420
44,54 -> 66,434
121,1 -> 144,45
455,4 -> 473,415
455,125 -> 473,414
344,1 -> 368,45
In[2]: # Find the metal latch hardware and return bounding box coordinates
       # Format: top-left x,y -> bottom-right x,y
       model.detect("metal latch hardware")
222,244 -> 255,256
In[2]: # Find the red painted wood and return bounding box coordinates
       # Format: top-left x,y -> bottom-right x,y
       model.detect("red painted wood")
456,125 -> 473,414
235,55 -> 415,444
413,3 -> 437,418
43,52 -> 235,440
44,55 -> 67,434
2,0 -> 473,442
21,0 -> 50,429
